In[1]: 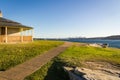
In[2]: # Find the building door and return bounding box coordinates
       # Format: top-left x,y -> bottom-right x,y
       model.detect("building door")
1,27 -> 5,35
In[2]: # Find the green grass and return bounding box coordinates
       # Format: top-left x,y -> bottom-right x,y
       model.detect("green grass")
25,61 -> 53,80
58,46 -> 120,67
25,45 -> 120,80
0,40 -> 63,71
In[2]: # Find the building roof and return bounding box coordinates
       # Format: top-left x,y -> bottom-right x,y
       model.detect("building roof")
0,17 -> 33,29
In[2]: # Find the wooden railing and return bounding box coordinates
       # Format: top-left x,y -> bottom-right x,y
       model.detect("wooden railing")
7,36 -> 21,42
0,35 -> 32,43
0,35 -> 5,42
23,36 -> 32,42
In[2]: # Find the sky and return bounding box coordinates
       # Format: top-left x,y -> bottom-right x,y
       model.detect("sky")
0,0 -> 120,38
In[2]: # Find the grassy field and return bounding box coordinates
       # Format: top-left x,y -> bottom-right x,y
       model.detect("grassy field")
0,40 -> 63,71
25,44 -> 120,80
58,45 -> 120,67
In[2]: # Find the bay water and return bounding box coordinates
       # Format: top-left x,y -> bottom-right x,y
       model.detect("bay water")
68,39 -> 120,48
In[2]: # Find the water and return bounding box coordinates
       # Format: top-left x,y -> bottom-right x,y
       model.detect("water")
68,39 -> 120,48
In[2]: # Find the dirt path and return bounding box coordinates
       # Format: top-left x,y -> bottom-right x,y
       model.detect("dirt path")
0,42 -> 72,80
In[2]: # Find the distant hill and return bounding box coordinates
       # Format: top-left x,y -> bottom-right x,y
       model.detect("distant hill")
87,35 -> 120,40
73,35 -> 120,40
33,35 -> 120,40
103,35 -> 120,40
65,35 -> 120,40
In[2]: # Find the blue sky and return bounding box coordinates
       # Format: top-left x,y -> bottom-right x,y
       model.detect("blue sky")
0,0 -> 120,38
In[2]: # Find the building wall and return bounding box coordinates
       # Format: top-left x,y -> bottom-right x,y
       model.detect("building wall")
0,27 -> 20,36
0,27 -> 32,43
0,11 -> 2,17
0,27 -> 1,35
7,28 -> 20,36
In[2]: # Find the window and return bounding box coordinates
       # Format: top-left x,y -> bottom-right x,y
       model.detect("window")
1,27 -> 5,35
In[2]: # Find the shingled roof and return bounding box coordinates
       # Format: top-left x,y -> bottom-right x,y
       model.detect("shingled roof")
0,17 -> 33,29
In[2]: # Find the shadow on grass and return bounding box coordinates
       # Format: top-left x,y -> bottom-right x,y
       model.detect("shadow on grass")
44,58 -> 70,80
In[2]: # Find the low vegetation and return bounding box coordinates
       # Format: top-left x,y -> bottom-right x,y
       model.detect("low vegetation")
25,44 -> 120,80
0,40 -> 63,71
58,45 -> 120,67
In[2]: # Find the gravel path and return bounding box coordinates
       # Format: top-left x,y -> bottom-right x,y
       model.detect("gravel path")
0,42 -> 72,80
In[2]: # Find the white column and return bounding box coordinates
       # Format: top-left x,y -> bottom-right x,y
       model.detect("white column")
24,30 -> 26,36
20,28 -> 23,42
32,29 -> 34,42
5,27 -> 7,43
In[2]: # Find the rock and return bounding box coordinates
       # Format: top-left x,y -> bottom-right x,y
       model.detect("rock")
63,66 -> 120,80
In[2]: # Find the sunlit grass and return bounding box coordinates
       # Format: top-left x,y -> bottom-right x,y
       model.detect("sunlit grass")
25,45 -> 120,80
0,40 -> 63,71
58,46 -> 120,67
